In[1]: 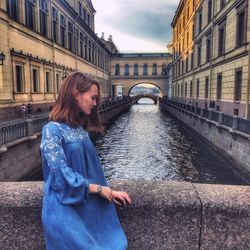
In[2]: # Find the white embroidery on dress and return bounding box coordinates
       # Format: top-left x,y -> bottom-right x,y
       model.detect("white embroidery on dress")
41,122 -> 89,168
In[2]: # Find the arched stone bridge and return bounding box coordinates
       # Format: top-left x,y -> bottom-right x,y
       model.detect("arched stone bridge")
110,52 -> 173,96
133,94 -> 158,104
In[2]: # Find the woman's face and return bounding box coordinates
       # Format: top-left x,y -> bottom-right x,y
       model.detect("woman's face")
75,84 -> 99,115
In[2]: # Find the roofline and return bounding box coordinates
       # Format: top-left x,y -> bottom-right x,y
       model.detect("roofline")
171,0 -> 184,28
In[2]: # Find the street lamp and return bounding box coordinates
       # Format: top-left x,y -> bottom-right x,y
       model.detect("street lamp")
0,52 -> 6,65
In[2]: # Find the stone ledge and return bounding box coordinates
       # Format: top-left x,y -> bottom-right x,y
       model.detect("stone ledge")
0,180 -> 249,249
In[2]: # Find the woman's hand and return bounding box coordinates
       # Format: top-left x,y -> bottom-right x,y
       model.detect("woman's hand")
98,186 -> 113,202
111,190 -> 132,207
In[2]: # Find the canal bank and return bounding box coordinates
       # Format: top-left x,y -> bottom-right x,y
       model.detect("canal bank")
159,97 -> 250,180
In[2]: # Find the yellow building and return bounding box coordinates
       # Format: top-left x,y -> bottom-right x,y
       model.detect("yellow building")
0,0 -> 112,119
171,0 -> 250,118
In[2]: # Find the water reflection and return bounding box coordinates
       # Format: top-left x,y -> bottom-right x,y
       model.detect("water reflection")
96,98 -> 247,184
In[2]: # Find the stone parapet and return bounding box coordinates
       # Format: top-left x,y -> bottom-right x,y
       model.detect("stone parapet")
0,180 -> 249,249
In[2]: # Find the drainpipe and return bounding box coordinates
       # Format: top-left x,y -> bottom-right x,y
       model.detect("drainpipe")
246,35 -> 250,119
209,0 -> 215,103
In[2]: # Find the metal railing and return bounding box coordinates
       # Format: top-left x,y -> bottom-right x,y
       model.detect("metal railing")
1,121 -> 27,145
238,117 -> 250,134
223,114 -> 233,128
159,97 -> 250,135
0,97 -> 133,146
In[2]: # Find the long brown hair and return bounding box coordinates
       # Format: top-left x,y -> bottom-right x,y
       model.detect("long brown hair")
50,72 -> 103,133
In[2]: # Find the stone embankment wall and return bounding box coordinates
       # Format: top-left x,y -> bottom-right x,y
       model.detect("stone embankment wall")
0,180 -> 249,249
159,99 -> 250,177
0,99 -> 133,181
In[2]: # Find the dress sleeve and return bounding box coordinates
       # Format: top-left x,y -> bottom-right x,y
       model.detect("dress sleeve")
40,123 -> 89,205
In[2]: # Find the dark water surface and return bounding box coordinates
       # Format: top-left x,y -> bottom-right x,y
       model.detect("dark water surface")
94,99 -> 248,185
24,98 -> 248,184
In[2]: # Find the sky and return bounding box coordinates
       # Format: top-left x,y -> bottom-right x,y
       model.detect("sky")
91,0 -> 179,53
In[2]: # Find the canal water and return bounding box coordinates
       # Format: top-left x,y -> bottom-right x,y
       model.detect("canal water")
25,98 -> 248,185
94,98 -> 248,185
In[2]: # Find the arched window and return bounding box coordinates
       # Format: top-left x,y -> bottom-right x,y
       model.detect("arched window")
125,64 -> 129,75
143,64 -> 148,75
115,64 -> 120,75
134,64 -> 138,75
152,64 -> 157,75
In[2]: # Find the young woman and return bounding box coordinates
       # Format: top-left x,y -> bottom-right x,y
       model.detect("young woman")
40,72 -> 131,249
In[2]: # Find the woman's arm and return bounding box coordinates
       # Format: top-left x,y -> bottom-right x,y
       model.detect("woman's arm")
89,184 -> 132,206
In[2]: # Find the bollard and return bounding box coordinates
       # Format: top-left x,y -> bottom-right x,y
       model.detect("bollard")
232,115 -> 239,130
26,119 -> 33,137
218,112 -> 224,124
208,110 -> 213,120
0,127 -> 2,147
200,108 -> 204,117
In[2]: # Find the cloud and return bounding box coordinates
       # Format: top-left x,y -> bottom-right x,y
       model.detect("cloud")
92,0 -> 179,51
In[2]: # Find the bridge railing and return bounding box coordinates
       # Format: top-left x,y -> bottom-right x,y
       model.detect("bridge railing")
159,97 -> 250,136
0,97 -> 133,148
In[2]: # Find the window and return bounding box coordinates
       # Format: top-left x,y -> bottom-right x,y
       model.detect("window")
236,4 -> 247,48
198,8 -> 202,33
134,64 -> 138,75
220,0 -> 226,9
40,0 -> 48,37
68,21 -> 73,51
152,64 -> 157,75
192,23 -> 195,40
205,77 -> 209,98
85,37 -> 88,59
25,0 -> 36,30
80,32 -> 84,57
143,64 -> 148,75
235,69 -> 242,101
185,82 -> 187,97
15,65 -> 23,92
60,15 -> 66,47
87,14 -> 90,26
125,64 -> 129,76
88,41 -> 91,62
32,68 -> 39,93
52,7 -> 58,42
6,0 -> 19,20
75,28 -> 79,55
190,81 -> 193,97
206,35 -> 211,62
197,41 -> 202,66
92,44 -> 95,64
208,0 -> 212,23
115,64 -> 120,75
83,8 -> 86,22
45,71 -> 51,93
186,57 -> 188,72
217,73 -> 222,100
182,60 -> 184,74
56,73 -> 60,93
218,21 -> 226,56
79,2 -> 82,17
196,79 -> 199,98
191,53 -> 194,68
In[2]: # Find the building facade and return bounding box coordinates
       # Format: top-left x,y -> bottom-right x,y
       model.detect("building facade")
0,0 -> 113,118
111,53 -> 172,96
171,0 -> 250,118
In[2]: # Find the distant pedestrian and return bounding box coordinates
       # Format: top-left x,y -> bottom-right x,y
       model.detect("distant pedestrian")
27,103 -> 32,115
20,104 -> 27,117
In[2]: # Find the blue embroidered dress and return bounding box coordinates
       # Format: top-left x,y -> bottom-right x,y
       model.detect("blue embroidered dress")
40,121 -> 127,250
